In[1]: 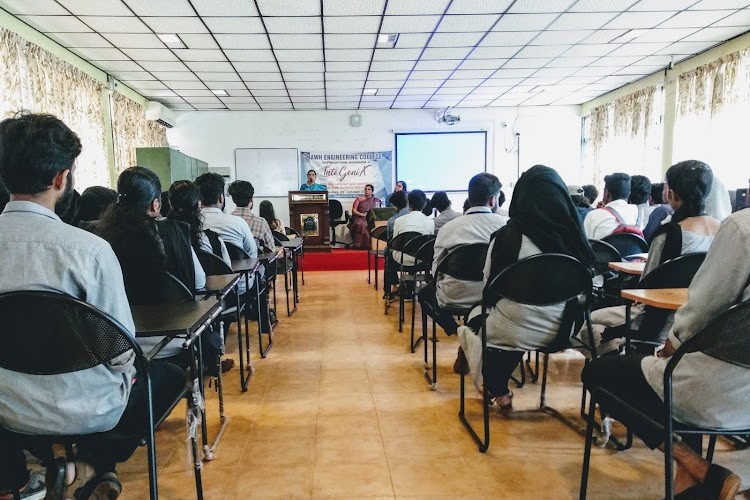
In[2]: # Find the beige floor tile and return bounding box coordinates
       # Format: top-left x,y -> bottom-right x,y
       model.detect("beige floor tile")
241,437 -> 316,466
312,462 -> 394,498
314,433 -> 387,466
230,463 -> 313,499
316,413 -> 382,438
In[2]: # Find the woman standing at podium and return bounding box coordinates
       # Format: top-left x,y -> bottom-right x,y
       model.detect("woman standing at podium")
349,183 -> 381,249
300,169 -> 327,191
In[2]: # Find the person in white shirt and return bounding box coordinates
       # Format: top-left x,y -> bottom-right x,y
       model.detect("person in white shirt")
421,173 -> 508,336
583,173 -> 640,240
384,190 -> 434,299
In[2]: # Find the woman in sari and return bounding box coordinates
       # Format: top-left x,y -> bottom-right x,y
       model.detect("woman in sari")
348,183 -> 381,249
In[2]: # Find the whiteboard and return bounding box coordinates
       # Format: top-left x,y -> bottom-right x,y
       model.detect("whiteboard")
234,148 -> 299,197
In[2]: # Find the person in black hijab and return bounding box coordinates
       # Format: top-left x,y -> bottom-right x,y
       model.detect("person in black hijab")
458,165 -> 595,414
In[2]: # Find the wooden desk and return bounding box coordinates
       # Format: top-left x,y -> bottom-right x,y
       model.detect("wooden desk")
609,261 -> 646,276
132,298 -> 221,339
197,274 -> 241,299
281,238 -> 304,308
621,288 -> 688,311
231,258 -> 260,274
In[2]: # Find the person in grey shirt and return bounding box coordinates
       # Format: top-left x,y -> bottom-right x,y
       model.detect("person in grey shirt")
431,191 -> 460,233
0,113 -> 184,500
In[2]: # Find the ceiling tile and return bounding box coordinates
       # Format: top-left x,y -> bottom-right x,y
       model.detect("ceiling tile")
559,76 -> 600,85
374,47 -> 425,60
191,0 -> 258,16
401,87 -> 439,94
0,0 -> 67,14
590,55 -> 643,66
261,16 -> 321,34
140,89 -> 177,97
326,81 -> 364,89
196,71 -> 240,81
323,0 -> 385,15
326,48 -> 373,61
443,78 -> 484,87
256,0 -> 320,16
219,96 -> 258,104
270,34 -> 322,50
57,0 -> 130,15
386,0 -> 451,15
279,61 -> 325,72
411,70 -> 454,79
712,8 -> 750,26
18,15 -> 93,32
480,30 -> 536,45
524,76 -> 563,85
204,80 -> 248,89
615,64 -> 662,75
421,47 -> 471,60
327,89 -> 363,96
447,0 -> 514,14
503,57 -> 552,68
48,32 -> 112,47
604,11 -> 676,29
176,89 -> 215,97
141,16 -> 207,33
371,60 -> 417,71
236,72 -> 281,82
226,103 -> 260,110
689,0 -> 750,8
123,0 -> 196,16
326,71 -> 368,80
516,44 -> 571,57
582,29 -> 627,43
185,96 -> 223,104
632,28 -> 700,42
215,34 -> 270,49
458,58 -> 508,69
292,96 -> 326,102
438,14 -> 500,32
564,43 -> 619,57
548,12 -> 619,30
224,49 -> 276,62
368,71 -> 411,80
203,16 -> 265,33
150,71 -> 199,80
173,49 -> 228,61
180,34 -> 219,49
327,102 -> 360,108
509,0 -> 575,12
252,89 -> 289,96
453,68 -> 495,79
91,60 -> 142,71
546,56 -> 600,67
283,73 -> 324,81
365,80 -> 405,88
325,34 -> 377,49
288,88 -> 325,96
163,80 -> 207,90
531,30 -> 594,45
122,48 -> 178,61
491,67 -> 537,78
72,47 -> 128,60
234,62 -> 280,72
493,13 -> 557,31
327,61 -> 371,71
109,70 -> 154,79
533,66 -> 578,77
607,42 -> 671,57
381,15 -> 441,33
276,49 -> 324,61
429,32 -> 485,47
575,65 -> 623,76
245,81 -> 285,89
659,10 -> 735,28
470,46 -> 522,58
192,104 -> 228,109
472,85 -> 512,94
630,0 -> 700,10
656,40 -> 715,55
77,16 -> 148,33
682,25 -> 749,42
395,33 -> 432,48
140,61 -> 189,71
101,33 -> 162,49
324,16 -> 381,33
184,60 -> 234,72
293,103 -> 326,109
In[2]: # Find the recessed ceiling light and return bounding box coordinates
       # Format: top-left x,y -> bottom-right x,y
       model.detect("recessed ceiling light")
376,33 -> 399,48
212,89 -> 228,96
157,33 -> 181,44
363,88 -> 377,95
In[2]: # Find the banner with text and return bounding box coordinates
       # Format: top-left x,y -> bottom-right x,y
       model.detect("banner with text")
300,151 -> 392,199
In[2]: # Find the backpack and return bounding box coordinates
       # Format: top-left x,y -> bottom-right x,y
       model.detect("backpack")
603,207 -> 644,238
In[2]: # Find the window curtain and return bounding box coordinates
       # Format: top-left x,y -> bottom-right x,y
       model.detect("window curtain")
111,93 -> 168,176
0,27 -> 108,190
673,48 -> 750,190
583,85 -> 663,190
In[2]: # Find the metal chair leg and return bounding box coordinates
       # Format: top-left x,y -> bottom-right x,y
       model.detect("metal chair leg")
540,352 -> 550,409
579,392 -> 598,500
457,353 -> 489,453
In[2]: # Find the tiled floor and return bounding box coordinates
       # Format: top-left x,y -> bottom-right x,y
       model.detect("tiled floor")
118,270 -> 750,499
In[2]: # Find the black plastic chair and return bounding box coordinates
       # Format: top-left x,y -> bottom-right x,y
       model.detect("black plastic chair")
420,243 -> 489,390
602,233 -> 649,259
0,291 -> 197,500
409,237 -> 436,354
399,234 -> 435,334
226,241 -> 277,325
127,270 -> 193,306
284,227 -> 301,238
580,300 -> 750,500
589,238 -> 626,309
384,231 -> 422,315
329,199 -> 349,246
368,225 -> 388,289
459,253 -> 595,452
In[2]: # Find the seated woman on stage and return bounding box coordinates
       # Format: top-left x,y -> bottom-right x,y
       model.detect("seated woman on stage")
93,167 -> 207,368
348,183 -> 381,249
580,160 -> 720,355
457,165 -> 595,414
300,169 -> 327,191
583,205 -> 750,499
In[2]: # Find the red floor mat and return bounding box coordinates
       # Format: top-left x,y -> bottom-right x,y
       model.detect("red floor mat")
302,248 -> 373,271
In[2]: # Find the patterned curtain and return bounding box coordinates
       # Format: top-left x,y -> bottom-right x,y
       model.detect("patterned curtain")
0,27 -> 108,189
677,48 -> 750,118
112,93 -> 168,176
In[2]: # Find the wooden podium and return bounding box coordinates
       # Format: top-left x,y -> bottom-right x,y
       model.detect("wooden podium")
288,190 -> 331,253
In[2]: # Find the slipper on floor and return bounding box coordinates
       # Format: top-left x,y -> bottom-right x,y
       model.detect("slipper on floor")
75,472 -> 122,500
704,463 -> 741,500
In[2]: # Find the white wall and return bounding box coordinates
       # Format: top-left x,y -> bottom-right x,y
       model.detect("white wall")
167,106 -> 582,238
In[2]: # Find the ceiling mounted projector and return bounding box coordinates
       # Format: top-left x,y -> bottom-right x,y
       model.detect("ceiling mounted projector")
436,107 -> 461,126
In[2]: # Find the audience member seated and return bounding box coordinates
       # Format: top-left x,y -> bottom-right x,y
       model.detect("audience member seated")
228,180 -> 275,251
54,187 -> 80,225
0,176 -> 10,212
421,195 -> 434,217
384,189 -> 434,300
462,197 -> 471,213
457,165 -> 595,414
704,173 -> 732,222
386,190 -> 408,240
583,172 -> 640,240
630,174 -> 653,230
568,185 -> 592,224
299,169 -> 327,191
496,189 -> 508,217
582,205 -> 750,500
643,182 -> 673,242
259,199 -> 285,233
385,180 -> 407,207
160,190 -> 171,217
582,184 -> 598,207
93,167 -> 209,369
578,161 -> 720,356
0,112 -> 184,500
432,191 -> 460,232
348,183 -> 381,249
422,173 -> 507,336
77,186 -> 117,228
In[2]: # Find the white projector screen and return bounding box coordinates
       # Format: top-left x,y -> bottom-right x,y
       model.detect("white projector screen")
395,131 -> 487,192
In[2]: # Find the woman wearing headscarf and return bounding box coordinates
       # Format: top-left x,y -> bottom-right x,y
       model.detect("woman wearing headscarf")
703,173 -> 732,222
458,165 -> 595,413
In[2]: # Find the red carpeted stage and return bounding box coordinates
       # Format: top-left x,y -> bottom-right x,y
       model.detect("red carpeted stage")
302,248 -> 371,271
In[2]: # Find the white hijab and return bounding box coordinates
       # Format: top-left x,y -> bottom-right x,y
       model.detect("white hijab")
705,174 -> 732,221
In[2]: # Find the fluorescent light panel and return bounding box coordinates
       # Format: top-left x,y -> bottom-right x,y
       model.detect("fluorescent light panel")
362,88 -> 377,95
377,33 -> 399,48
211,89 -> 228,96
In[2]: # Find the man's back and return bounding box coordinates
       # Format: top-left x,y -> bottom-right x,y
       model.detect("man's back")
392,210 -> 434,266
583,199 -> 640,240
0,201 -> 135,434
202,207 -> 258,257
232,206 -> 274,250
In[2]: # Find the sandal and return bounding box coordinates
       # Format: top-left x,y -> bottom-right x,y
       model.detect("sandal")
671,483 -> 706,500
76,472 -> 122,500
488,391 -> 513,416
62,462 -> 97,500
703,464 -> 741,500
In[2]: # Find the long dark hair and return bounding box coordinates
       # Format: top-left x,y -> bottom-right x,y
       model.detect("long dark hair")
167,180 -> 203,252
665,160 -> 713,224
259,200 -> 280,230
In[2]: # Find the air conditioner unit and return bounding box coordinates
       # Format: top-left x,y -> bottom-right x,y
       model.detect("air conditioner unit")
145,101 -> 176,128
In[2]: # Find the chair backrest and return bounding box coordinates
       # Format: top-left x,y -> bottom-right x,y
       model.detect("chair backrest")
225,241 -> 252,260
197,250 -> 233,276
388,231 -> 422,252
415,238 -> 437,270
435,243 -> 489,282
370,225 -> 388,242
127,270 -> 194,305
638,252 -> 707,289
589,238 -> 623,275
329,199 -> 343,220
272,230 -> 290,244
675,300 -> 750,368
602,233 -> 649,258
285,227 -> 301,237
402,234 -> 434,258
0,291 -> 138,375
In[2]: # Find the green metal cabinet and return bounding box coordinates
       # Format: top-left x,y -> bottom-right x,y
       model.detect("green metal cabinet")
135,147 -> 209,189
